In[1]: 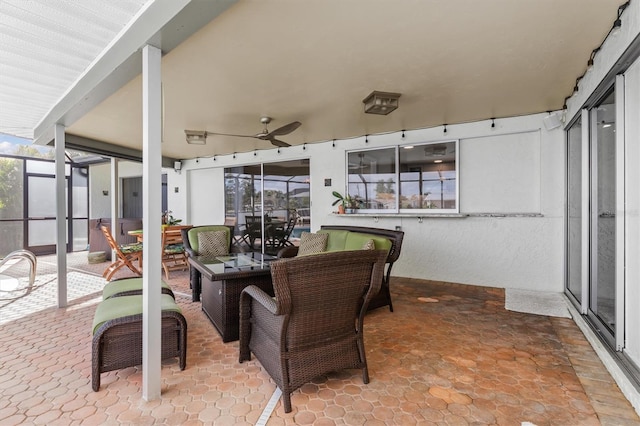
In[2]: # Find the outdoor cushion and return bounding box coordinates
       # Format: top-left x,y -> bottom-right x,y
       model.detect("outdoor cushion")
198,230 -> 229,257
317,230 -> 349,252
316,230 -> 392,254
362,239 -> 376,250
119,242 -> 142,254
297,232 -> 328,256
102,278 -> 172,300
92,294 -> 181,335
186,225 -> 230,254
344,232 -> 392,253
164,243 -> 185,254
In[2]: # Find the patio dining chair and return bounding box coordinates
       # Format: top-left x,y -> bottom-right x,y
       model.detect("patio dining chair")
161,225 -> 189,279
265,209 -> 298,253
100,226 -> 142,281
239,249 -> 387,413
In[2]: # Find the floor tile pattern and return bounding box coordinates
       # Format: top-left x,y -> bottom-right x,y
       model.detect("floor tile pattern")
0,253 -> 637,425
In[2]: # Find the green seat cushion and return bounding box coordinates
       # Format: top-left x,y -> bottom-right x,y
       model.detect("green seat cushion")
317,230 -> 349,252
187,226 -> 230,254
120,242 -> 142,254
164,243 -> 185,254
92,294 -> 180,335
344,232 -> 392,254
102,278 -> 171,300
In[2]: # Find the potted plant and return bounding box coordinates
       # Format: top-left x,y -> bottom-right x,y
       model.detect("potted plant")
332,191 -> 362,214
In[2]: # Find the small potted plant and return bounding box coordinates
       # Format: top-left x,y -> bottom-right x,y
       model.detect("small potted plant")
332,191 -> 346,214
332,191 -> 362,214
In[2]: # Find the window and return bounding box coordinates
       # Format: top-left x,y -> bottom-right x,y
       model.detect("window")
347,148 -> 396,212
400,141 -> 457,211
346,140 -> 458,213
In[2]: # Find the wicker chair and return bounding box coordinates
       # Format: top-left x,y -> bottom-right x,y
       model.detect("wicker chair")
239,249 -> 386,413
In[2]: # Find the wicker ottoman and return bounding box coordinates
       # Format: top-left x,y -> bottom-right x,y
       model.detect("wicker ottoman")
91,294 -> 187,391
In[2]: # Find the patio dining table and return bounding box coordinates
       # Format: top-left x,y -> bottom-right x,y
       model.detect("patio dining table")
127,224 -> 193,243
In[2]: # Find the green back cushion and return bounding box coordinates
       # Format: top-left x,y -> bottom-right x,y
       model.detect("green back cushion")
344,233 -> 392,253
102,278 -> 171,300
317,230 -> 349,252
188,226 -> 230,254
92,294 -> 180,335
316,229 -> 391,256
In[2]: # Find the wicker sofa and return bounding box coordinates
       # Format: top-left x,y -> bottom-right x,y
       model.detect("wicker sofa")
278,225 -> 404,311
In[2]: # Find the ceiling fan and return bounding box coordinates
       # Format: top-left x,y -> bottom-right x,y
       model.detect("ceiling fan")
187,117 -> 301,148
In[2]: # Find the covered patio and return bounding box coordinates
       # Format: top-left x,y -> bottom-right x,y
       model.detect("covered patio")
1,252 -> 637,425
3,0 -> 640,423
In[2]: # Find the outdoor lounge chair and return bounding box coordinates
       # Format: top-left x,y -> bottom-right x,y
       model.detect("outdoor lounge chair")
100,225 -> 142,280
239,249 -> 386,413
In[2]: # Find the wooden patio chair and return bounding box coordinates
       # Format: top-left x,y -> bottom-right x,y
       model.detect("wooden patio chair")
161,225 -> 188,279
101,225 -> 142,281
239,249 -> 387,413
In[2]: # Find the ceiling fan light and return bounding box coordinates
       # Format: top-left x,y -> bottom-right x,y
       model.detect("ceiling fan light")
185,130 -> 207,145
363,91 -> 401,115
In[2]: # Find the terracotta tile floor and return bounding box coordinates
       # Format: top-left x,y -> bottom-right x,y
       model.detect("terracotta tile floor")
1,252 -> 638,425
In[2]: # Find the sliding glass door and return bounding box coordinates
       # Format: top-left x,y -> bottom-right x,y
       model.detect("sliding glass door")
589,89 -> 617,345
566,87 -> 618,349
225,160 -> 310,252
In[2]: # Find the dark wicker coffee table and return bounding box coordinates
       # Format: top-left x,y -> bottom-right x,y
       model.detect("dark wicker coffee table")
188,253 -> 276,342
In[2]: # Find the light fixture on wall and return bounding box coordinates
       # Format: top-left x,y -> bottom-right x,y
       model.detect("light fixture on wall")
363,91 -> 401,115
185,130 -> 207,145
174,160 -> 182,174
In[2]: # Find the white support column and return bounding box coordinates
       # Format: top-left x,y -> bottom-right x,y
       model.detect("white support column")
54,123 -> 67,308
110,158 -> 119,251
142,43 -> 163,401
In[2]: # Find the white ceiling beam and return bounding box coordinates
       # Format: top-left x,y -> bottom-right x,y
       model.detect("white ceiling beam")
33,0 -> 192,145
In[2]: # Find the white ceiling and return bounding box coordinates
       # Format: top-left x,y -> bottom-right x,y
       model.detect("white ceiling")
0,0 -> 148,139
0,0 -> 624,160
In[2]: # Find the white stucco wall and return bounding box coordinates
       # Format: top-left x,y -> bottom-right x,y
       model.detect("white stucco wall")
89,160 -> 146,218
178,111 -> 565,292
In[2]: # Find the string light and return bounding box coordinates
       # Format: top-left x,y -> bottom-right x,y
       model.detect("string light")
491,118 -> 495,129
443,124 -> 447,133
254,150 -> 257,156
233,152 -> 236,159
365,135 -> 369,143
303,143 -> 306,151
401,130 -> 405,139
213,155 -> 216,161
332,139 -> 336,148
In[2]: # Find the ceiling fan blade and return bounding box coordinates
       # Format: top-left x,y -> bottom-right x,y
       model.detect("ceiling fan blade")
269,138 -> 291,147
206,131 -> 255,138
267,121 -> 301,137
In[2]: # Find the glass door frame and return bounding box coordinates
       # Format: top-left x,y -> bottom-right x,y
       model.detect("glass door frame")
583,81 -> 625,352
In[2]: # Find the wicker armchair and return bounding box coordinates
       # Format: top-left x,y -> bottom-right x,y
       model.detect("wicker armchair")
239,249 -> 387,413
